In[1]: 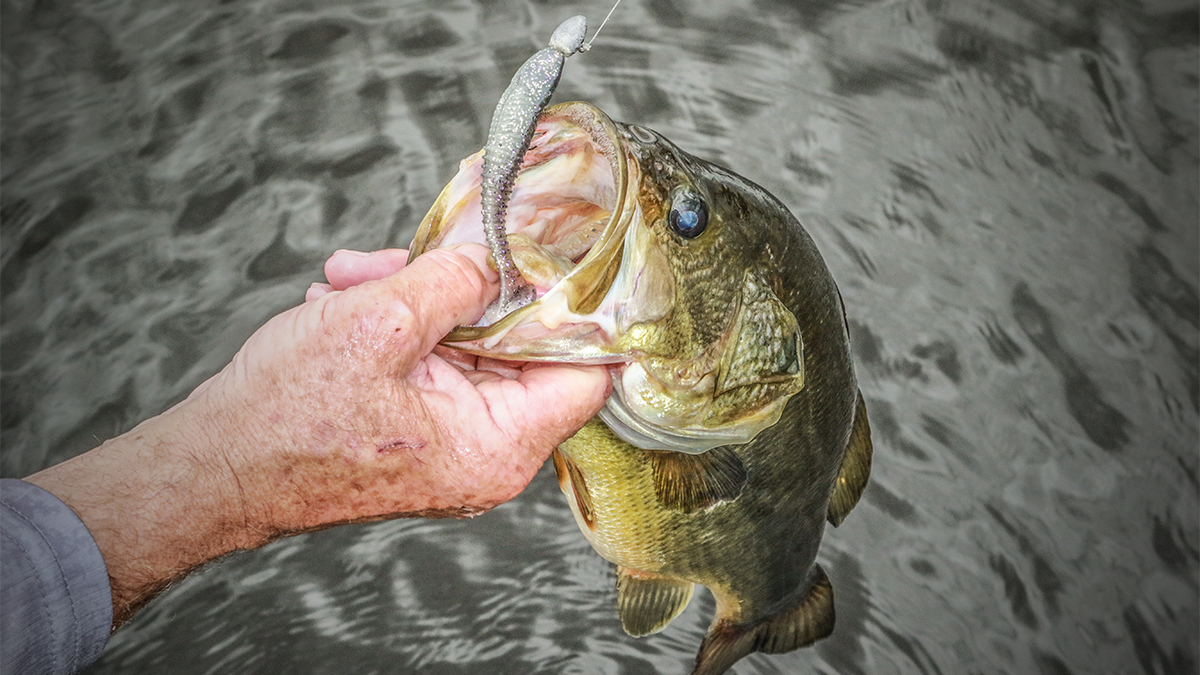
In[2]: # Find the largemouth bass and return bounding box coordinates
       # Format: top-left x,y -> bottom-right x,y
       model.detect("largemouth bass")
408,102 -> 873,675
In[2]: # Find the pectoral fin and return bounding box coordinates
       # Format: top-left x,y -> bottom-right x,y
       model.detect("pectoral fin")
651,447 -> 748,513
827,391 -> 873,527
692,565 -> 835,675
616,566 -> 695,637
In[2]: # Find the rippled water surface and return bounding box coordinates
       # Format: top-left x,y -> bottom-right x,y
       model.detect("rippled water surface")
2,0 -> 1197,673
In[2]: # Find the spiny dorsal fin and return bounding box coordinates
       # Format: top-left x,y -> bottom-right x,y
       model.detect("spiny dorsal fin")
651,447 -> 748,513
616,566 -> 695,637
692,565 -> 835,675
828,391 -> 873,527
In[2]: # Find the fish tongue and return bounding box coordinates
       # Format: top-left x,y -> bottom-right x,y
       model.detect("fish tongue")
507,231 -> 575,292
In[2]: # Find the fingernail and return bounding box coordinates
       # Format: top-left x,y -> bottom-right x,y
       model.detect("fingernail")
305,282 -> 331,302
334,249 -> 370,258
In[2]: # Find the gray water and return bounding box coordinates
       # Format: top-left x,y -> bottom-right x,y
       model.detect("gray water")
2,0 -> 1197,673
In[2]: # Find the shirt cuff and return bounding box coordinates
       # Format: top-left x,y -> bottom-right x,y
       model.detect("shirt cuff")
1,478 -> 113,675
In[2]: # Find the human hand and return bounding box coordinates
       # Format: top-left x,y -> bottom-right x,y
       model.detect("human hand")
27,245 -> 610,624
232,244 -> 611,528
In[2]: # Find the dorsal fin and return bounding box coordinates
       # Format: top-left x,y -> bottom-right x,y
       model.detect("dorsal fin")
691,565 -> 835,675
616,566 -> 695,636
651,447 -> 748,513
828,391 -> 873,527
755,564 -> 835,653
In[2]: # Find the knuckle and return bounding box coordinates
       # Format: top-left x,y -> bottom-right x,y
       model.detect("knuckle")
420,249 -> 488,299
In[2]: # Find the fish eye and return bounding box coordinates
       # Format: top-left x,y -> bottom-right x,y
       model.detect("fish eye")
668,190 -> 708,239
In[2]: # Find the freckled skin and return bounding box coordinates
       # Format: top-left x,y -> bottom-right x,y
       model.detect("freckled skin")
25,246 -> 611,626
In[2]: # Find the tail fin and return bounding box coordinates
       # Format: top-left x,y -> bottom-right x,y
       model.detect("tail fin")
692,565 -> 835,675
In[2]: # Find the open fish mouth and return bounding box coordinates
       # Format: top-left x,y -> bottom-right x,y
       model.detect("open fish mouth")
409,102 -> 647,364
409,102 -> 798,454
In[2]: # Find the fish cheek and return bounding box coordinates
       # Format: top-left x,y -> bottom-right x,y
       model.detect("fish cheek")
623,228 -> 675,326
711,272 -> 806,425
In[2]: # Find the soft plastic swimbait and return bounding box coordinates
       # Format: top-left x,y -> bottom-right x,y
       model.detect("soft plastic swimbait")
480,16 -> 588,321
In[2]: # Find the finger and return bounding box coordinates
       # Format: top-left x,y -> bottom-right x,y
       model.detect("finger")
325,249 -> 411,290
377,244 -> 500,362
305,282 -> 333,302
472,356 -> 526,380
462,369 -> 505,386
503,364 -> 611,442
478,355 -> 527,372
432,345 -> 478,371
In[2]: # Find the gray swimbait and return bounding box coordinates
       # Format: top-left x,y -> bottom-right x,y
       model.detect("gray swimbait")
480,15 -> 588,323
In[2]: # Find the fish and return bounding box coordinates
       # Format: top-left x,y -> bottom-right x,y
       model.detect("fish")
407,101 -> 873,675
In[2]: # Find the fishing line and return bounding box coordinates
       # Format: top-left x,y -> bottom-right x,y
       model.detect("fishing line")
581,0 -> 622,51
473,1 -> 620,318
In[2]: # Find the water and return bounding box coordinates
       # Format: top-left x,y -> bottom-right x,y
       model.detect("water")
2,0 -> 1196,673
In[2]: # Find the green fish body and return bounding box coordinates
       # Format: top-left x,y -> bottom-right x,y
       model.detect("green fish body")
409,102 -> 872,674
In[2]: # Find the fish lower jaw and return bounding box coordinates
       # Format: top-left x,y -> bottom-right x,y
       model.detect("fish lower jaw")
451,280 -> 629,360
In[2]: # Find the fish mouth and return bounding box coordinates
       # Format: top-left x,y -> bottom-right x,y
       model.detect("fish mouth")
408,101 -> 646,364
409,103 -> 763,454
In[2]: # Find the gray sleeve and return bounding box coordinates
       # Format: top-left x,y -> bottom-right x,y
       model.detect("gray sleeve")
1,478 -> 113,675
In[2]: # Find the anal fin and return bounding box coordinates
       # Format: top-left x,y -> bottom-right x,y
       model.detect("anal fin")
616,566 -> 695,637
692,565 -> 835,675
651,446 -> 748,513
828,390 -> 873,527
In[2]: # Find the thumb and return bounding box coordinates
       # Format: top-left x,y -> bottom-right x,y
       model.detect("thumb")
379,244 -> 500,362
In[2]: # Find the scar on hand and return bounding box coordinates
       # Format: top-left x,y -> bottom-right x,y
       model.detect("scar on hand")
377,439 -> 425,455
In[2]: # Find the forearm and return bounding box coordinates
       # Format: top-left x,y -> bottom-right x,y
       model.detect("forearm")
25,400 -> 257,627
18,246 -> 609,630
